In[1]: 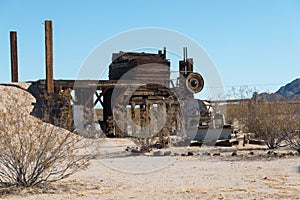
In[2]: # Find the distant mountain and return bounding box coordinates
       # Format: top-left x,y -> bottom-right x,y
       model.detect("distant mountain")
257,92 -> 285,102
275,78 -> 300,100
255,78 -> 300,101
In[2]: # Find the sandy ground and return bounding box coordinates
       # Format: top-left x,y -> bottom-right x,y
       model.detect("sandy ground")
2,151 -> 300,200
1,136 -> 299,200
0,83 -> 299,199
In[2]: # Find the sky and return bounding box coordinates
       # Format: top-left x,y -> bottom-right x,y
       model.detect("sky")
0,0 -> 299,96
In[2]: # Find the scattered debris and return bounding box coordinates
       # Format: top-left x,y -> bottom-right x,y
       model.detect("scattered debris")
202,151 -> 211,156
131,148 -> 140,154
288,152 -> 294,156
279,153 -> 286,157
153,151 -> 164,157
267,151 -> 272,155
140,146 -> 151,153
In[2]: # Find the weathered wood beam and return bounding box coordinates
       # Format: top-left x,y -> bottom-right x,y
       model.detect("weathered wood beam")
10,31 -> 18,82
45,20 -> 54,93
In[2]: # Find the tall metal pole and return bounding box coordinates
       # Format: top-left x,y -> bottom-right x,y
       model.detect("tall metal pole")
45,20 -> 54,93
10,31 -> 18,82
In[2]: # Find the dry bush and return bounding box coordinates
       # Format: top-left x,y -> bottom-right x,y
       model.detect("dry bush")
245,100 -> 292,149
283,102 -> 300,152
286,130 -> 300,153
0,101 -> 90,188
226,89 -> 300,149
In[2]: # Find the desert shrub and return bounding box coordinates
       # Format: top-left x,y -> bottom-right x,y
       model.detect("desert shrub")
226,89 -> 300,149
283,102 -> 300,152
245,100 -> 289,149
286,130 -> 300,153
0,102 -> 89,188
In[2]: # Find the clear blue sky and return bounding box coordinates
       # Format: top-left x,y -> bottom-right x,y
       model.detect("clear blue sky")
0,0 -> 299,94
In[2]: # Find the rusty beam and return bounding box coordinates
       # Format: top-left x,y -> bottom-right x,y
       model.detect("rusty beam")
45,20 -> 54,93
10,31 -> 18,82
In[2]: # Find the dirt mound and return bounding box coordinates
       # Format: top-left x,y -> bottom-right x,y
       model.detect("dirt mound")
0,83 -> 35,113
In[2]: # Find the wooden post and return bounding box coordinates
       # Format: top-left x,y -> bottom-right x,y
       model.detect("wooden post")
10,31 -> 18,82
45,20 -> 54,93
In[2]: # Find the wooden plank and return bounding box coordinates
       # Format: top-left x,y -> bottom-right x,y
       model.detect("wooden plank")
36,79 -> 172,91
135,59 -> 170,65
208,99 -> 251,104
133,72 -> 169,75
10,31 -> 18,82
45,20 -> 54,93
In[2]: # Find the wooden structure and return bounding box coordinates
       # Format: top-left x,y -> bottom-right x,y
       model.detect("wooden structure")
34,49 -> 179,138
106,50 -> 173,136
31,43 -> 206,140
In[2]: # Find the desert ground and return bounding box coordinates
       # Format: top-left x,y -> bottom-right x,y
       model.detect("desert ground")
2,144 -> 300,200
0,83 -> 299,200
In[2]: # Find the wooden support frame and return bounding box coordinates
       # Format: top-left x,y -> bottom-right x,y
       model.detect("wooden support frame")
94,88 -> 108,107
10,31 -> 18,82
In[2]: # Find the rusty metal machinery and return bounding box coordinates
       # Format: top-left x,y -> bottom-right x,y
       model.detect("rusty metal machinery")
96,46 -> 232,146
41,47 -> 232,145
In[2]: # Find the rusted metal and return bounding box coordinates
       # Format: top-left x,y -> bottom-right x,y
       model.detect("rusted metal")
45,20 -> 54,93
185,72 -> 204,93
179,47 -> 194,78
10,31 -> 18,82
186,58 -> 193,73
179,60 -> 185,77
